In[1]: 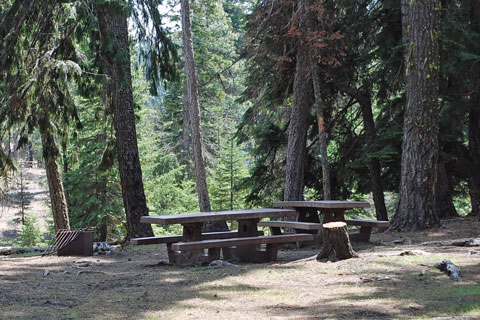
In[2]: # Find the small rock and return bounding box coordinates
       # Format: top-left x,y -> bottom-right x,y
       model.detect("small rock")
207,260 -> 240,269
43,270 -> 50,276
375,276 -> 390,281
128,258 -> 132,261
63,270 -> 71,274
419,269 -> 428,276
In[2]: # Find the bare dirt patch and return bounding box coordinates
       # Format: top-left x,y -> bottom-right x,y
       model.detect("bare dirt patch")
1,217 -> 480,320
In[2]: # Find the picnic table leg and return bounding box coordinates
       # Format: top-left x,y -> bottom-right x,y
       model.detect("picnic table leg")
269,226 -> 282,235
321,209 -> 347,224
166,243 -> 175,263
296,208 -> 321,246
173,223 -> 205,266
235,218 -> 276,263
349,226 -> 373,242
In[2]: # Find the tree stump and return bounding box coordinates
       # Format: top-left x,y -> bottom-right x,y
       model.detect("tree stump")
317,222 -> 358,261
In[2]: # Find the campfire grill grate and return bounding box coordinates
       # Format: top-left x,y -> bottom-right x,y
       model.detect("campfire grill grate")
42,228 -> 92,256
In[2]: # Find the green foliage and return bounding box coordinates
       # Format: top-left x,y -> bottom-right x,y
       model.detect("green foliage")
63,96 -> 125,240
135,69 -> 198,215
19,215 -> 42,247
209,133 -> 249,211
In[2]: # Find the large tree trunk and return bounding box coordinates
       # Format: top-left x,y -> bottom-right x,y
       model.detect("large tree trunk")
358,92 -> 388,221
181,0 -> 227,231
312,65 -> 331,200
284,26 -> 311,201
468,102 -> 480,217
96,3 -> 153,239
468,1 -> 480,218
41,130 -> 69,231
391,0 -> 441,231
182,83 -> 192,172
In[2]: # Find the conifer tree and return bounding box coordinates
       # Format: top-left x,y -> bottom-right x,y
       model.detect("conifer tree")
391,0 -> 442,230
95,0 -> 154,238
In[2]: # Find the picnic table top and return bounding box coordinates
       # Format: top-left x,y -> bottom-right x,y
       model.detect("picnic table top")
140,208 -> 297,226
273,200 -> 370,209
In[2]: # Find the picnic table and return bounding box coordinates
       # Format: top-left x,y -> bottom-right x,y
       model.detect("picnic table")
258,200 -> 389,242
139,208 -> 313,266
273,200 -> 371,223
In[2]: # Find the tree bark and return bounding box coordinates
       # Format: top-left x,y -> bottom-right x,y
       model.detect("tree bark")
468,103 -> 480,217
284,21 -> 311,201
391,0 -> 441,231
181,0 -> 227,231
41,130 -> 69,231
435,159 -> 458,218
27,141 -> 34,162
317,222 -> 358,261
96,3 -> 153,239
182,83 -> 192,171
312,65 -> 331,200
468,1 -> 480,218
358,92 -> 389,221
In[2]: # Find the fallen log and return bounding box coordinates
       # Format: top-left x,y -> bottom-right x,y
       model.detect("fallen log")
0,246 -> 48,256
283,255 -> 318,266
420,238 -> 480,247
317,222 -> 358,262
435,259 -> 462,281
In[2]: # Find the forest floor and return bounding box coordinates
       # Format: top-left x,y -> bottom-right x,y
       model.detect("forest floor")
1,217 -> 480,319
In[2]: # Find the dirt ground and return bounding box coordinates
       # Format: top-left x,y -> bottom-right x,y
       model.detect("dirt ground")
1,217 -> 479,320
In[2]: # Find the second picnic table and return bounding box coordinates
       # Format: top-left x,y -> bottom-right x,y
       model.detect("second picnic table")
261,200 -> 389,242
273,200 -> 371,223
140,208 -> 313,266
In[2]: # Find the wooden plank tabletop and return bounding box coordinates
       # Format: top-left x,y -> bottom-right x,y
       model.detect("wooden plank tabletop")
273,200 -> 370,209
140,208 -> 297,225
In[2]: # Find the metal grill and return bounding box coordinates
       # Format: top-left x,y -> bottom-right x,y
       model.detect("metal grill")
42,228 -> 90,256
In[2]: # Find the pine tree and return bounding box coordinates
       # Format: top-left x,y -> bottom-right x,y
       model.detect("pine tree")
391,0 -> 442,230
0,0 -> 80,231
95,0 -> 154,238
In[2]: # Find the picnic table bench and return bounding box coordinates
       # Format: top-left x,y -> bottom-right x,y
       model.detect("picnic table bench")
138,208 -> 314,266
259,201 -> 390,242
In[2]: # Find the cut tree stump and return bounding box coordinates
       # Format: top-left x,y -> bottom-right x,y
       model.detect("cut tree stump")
317,222 -> 358,261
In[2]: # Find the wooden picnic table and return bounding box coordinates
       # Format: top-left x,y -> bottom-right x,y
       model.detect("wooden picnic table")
140,208 -> 309,265
273,200 -> 370,224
